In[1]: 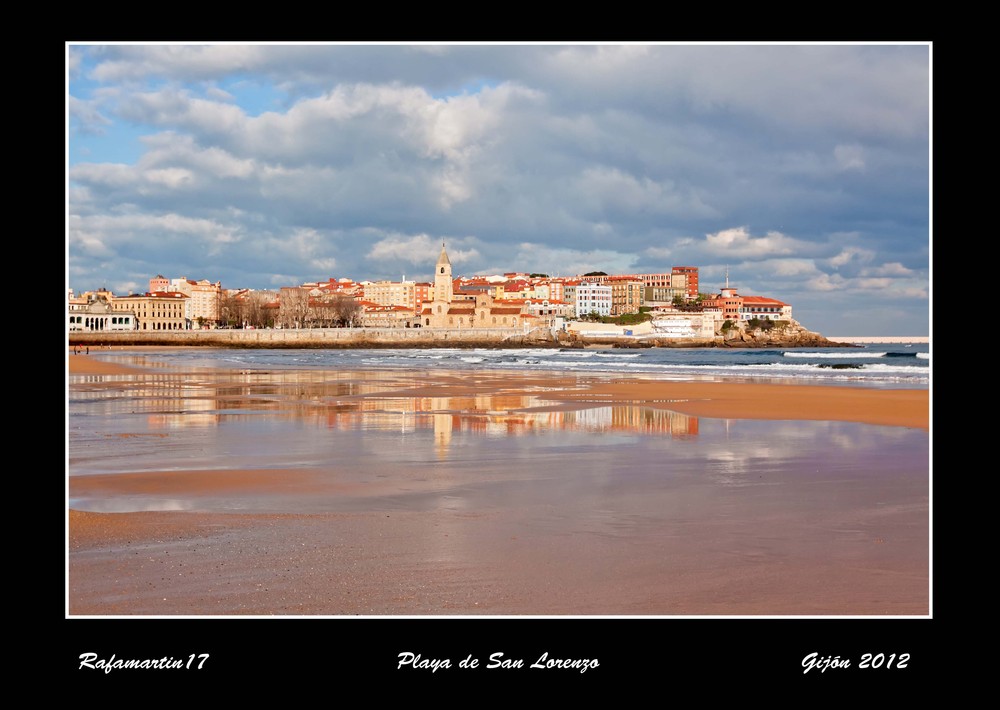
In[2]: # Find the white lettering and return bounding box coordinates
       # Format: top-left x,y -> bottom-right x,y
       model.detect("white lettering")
487,652 -> 523,669
79,653 -> 98,670
531,651 -> 599,673
78,653 -> 202,673
396,652 -> 451,672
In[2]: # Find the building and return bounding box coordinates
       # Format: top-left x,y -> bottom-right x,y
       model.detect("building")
170,278 -> 222,327
419,243 -> 527,329
739,296 -> 792,321
575,283 -> 612,318
607,276 -> 644,315
149,275 -> 170,293
112,292 -> 189,331
364,280 -> 423,314
638,273 -> 673,289
562,280 -> 581,308
432,243 -> 454,305
700,272 -> 793,330
569,269 -> 698,302
358,302 -> 414,327
701,284 -> 743,321
68,295 -> 137,332
643,285 -> 683,304
671,266 -> 699,299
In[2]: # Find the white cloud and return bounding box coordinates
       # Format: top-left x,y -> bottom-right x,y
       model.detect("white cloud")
90,45 -> 267,82
804,272 -> 849,292
70,212 -> 241,247
368,233 -> 480,266
144,167 -> 195,189
860,262 -> 913,277
764,258 -> 823,278
139,134 -> 257,179
645,246 -> 672,260
69,96 -> 113,135
828,246 -> 876,268
703,226 -> 805,258
70,162 -> 135,187
853,277 -> 927,298
312,258 -> 337,273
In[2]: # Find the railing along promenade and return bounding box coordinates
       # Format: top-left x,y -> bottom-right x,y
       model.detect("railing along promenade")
67,327 -> 550,348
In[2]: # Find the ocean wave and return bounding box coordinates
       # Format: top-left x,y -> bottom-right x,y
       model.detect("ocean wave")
784,351 -> 887,359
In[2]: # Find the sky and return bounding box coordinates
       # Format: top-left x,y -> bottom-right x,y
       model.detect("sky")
67,43 -> 931,336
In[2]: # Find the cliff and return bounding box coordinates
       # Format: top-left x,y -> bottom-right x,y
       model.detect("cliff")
718,320 -> 854,348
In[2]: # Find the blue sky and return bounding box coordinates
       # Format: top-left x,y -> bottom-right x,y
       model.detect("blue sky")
67,43 -> 931,336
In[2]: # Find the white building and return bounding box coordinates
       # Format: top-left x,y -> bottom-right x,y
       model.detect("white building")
68,299 -> 136,332
575,283 -> 612,318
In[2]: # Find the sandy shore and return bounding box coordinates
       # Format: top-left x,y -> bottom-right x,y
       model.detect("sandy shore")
68,351 -> 929,616
68,352 -> 147,375
68,351 -> 928,429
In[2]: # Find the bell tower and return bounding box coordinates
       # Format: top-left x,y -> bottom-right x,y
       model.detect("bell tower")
434,241 -> 453,304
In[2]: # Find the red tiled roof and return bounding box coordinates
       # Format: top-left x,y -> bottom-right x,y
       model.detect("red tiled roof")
741,296 -> 787,306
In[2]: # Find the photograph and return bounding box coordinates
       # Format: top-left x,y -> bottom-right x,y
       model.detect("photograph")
66,41 -> 932,684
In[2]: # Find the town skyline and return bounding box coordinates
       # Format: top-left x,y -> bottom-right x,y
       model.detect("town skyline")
68,43 -> 931,336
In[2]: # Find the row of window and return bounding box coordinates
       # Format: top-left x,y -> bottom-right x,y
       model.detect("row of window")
69,316 -> 134,325
426,316 -> 520,326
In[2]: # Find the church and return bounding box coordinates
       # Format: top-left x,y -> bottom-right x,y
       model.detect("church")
418,243 -> 524,329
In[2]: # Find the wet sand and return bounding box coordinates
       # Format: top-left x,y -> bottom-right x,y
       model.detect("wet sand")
68,350 -> 929,616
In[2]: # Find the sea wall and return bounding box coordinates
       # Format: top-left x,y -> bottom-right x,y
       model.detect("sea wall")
824,336 -> 929,344
68,325 -> 847,349
67,327 -> 554,348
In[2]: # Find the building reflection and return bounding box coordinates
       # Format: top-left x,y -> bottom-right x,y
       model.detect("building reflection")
69,367 -> 699,448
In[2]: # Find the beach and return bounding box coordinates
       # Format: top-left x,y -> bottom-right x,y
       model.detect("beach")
67,349 -> 930,616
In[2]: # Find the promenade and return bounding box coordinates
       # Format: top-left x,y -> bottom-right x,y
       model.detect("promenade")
826,336 -> 929,344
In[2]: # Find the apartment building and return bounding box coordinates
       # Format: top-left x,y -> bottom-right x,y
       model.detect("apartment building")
607,276 -> 644,315
575,283 -> 612,317
112,292 -> 189,331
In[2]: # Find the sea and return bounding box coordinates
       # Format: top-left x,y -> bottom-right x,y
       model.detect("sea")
101,342 -> 929,389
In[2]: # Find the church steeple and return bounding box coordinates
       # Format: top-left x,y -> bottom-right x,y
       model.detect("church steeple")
437,241 -> 451,267
434,241 -> 453,304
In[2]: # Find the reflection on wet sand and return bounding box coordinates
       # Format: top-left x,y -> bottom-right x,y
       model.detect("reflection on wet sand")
69,367 -> 700,442
68,355 -> 929,615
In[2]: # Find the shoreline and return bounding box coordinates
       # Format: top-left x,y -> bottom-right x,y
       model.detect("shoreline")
68,350 -> 929,430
